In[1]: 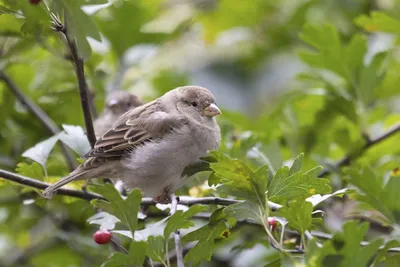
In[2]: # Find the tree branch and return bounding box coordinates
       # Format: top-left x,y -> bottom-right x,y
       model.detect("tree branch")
65,36 -> 97,148
0,169 -> 282,211
0,169 -> 105,201
169,195 -> 184,267
51,15 -> 97,148
318,123 -> 400,177
0,70 -> 77,171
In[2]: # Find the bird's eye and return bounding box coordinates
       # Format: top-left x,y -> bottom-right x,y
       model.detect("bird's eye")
191,101 -> 198,107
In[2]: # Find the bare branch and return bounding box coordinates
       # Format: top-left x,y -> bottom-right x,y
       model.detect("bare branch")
318,123 -> 400,177
0,169 -> 282,211
0,169 -> 105,201
51,15 -> 97,148
169,195 -> 185,267
0,70 -> 77,171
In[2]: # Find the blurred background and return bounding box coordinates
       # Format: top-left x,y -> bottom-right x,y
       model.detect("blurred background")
1,0 -> 400,266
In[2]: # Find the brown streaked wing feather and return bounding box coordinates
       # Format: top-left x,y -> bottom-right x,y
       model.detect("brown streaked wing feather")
84,100 -> 189,158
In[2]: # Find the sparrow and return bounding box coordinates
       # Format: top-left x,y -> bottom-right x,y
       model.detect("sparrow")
43,86 -> 222,203
94,90 -> 143,138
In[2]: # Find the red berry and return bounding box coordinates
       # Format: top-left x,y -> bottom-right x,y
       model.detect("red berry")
267,217 -> 277,231
93,230 -> 112,245
29,0 -> 41,4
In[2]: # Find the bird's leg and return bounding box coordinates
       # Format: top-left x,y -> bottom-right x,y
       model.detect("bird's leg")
81,179 -> 89,192
153,187 -> 173,204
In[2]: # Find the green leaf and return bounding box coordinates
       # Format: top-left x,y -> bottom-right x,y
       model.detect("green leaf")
0,5 -> 17,15
15,162 -> 44,180
91,184 -> 142,238
128,241 -> 147,266
59,0 -> 101,60
101,242 -> 147,267
305,221 -> 383,267
182,208 -> 231,265
62,0 -> 101,41
183,219 -> 228,264
358,52 -> 387,105
94,0 -> 166,56
288,153 -> 303,176
164,205 -> 206,239
278,199 -> 313,235
22,134 -> 60,171
181,161 -> 212,177
373,240 -> 400,265
101,253 -> 134,267
268,157 -> 331,204
355,12 -> 400,34
344,167 -> 398,223
87,211 -> 120,230
184,241 -> 214,264
209,151 -> 268,208
298,23 -> 367,85
382,255 -> 400,267
208,172 -> 221,186
224,201 -> 262,223
146,236 -> 165,263
58,124 -> 91,156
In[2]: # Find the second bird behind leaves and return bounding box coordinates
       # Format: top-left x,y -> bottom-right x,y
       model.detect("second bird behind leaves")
94,90 -> 143,138
43,86 -> 222,203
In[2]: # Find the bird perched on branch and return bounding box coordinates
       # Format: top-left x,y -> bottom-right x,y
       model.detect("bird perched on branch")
94,90 -> 143,138
43,86 -> 222,203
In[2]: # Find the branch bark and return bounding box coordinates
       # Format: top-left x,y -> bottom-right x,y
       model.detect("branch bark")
52,14 -> 97,148
0,70 -> 77,171
170,195 -> 184,267
64,36 -> 97,148
318,123 -> 400,177
0,169 -> 281,211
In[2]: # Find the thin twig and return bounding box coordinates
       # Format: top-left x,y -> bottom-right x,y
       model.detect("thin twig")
169,195 -> 184,267
141,196 -> 282,212
52,14 -> 97,148
0,169 -> 105,201
318,123 -> 400,177
0,71 -> 77,171
0,169 -> 281,211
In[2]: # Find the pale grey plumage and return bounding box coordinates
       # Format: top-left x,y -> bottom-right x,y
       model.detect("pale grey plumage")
42,86 -> 221,201
93,90 -> 143,138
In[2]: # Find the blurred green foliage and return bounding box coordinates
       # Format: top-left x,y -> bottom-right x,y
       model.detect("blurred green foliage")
1,0 -> 400,266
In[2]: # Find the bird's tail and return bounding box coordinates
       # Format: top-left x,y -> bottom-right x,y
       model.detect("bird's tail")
42,171 -> 86,198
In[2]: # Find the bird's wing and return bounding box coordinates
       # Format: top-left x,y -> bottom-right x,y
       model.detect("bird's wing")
84,100 -> 188,158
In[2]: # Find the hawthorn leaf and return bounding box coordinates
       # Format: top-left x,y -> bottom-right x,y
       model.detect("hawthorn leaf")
87,211 -> 120,231
268,163 -> 331,204
164,205 -> 206,239
146,236 -> 165,263
22,134 -> 60,171
210,151 -> 268,207
15,162 -> 44,180
278,199 -> 313,235
224,201 -> 262,223
58,124 -> 91,156
91,184 -> 142,238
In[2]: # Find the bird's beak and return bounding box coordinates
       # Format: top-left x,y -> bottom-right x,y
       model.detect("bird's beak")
203,103 -> 222,117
